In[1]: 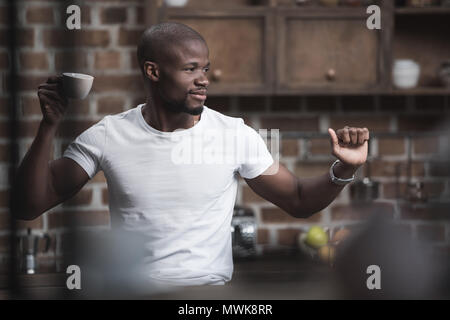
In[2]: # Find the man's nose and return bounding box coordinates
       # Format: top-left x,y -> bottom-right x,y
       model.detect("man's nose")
195,73 -> 209,88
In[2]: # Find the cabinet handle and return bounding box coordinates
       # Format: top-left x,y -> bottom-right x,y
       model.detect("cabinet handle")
326,68 -> 336,81
212,69 -> 222,82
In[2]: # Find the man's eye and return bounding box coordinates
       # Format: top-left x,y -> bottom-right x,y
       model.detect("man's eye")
203,67 -> 209,72
184,67 -> 195,72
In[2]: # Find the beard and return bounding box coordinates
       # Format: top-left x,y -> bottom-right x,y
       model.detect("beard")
158,89 -> 204,116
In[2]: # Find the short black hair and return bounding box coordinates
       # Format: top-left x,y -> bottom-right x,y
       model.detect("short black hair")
137,22 -> 207,77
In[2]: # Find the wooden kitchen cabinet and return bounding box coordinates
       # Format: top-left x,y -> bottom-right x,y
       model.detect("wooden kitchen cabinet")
276,9 -> 381,94
146,0 -> 449,96
155,7 -> 275,95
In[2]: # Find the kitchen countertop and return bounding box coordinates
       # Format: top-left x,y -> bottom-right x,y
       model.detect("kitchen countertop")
0,253 -> 344,300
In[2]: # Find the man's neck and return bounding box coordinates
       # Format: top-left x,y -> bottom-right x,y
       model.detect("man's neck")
142,99 -> 201,132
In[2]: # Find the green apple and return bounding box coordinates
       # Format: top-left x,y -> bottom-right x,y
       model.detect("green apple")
305,226 -> 329,249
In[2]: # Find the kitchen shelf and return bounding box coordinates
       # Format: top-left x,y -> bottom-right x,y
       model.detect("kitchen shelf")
395,7 -> 450,15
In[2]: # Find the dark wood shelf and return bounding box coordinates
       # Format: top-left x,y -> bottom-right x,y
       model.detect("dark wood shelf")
387,87 -> 450,95
395,7 -> 450,15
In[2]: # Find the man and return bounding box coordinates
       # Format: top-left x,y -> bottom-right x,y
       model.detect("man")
13,22 -> 369,286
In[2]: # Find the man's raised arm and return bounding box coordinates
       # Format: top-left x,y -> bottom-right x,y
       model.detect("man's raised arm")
245,127 -> 369,218
11,76 -> 90,220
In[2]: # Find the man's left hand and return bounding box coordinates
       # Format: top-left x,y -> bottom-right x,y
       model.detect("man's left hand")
328,126 -> 369,168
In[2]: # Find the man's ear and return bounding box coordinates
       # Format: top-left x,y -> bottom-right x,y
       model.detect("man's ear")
144,61 -> 159,81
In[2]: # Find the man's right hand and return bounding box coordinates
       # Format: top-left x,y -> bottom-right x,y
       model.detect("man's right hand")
37,75 -> 69,127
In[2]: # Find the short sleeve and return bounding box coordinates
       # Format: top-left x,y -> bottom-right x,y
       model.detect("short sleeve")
62,117 -> 107,179
237,119 -> 274,179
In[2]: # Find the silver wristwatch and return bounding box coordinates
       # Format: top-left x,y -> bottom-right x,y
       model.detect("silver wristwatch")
329,160 -> 355,185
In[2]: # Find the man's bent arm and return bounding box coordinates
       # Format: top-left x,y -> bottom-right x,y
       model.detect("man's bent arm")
245,161 -> 356,219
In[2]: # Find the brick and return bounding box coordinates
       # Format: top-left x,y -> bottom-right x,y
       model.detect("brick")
416,224 -> 446,242
64,189 -> 93,206
90,171 -> 106,184
331,202 -> 395,220
261,207 -> 322,223
204,97 -> 231,113
398,115 -> 448,132
0,6 -> 9,25
370,160 -> 425,178
0,29 -> 34,47
241,185 -> 267,204
57,120 -> 97,139
17,120 -> 41,138
94,51 -> 121,70
260,116 -> 319,132
130,50 -> 140,70
0,189 -> 9,207
341,95 -> 375,112
0,97 -> 10,116
97,96 -> 125,115
271,96 -> 300,112
277,228 -> 302,246
281,139 -> 299,157
55,51 -> 88,71
92,75 -> 144,92
19,52 -> 48,70
12,75 -> 47,92
294,161 -> 331,178
400,204 -> 449,220
43,30 -> 110,48
379,96 -> 407,112
101,7 -> 127,24
378,137 -> 405,156
136,6 -> 145,24
21,95 -> 41,116
257,228 -> 269,245
102,188 -> 108,204
415,95 -> 446,113
329,115 -> 390,133
305,96 -> 336,112
382,182 -> 407,199
383,181 -> 445,200
0,213 -> 43,230
0,122 -> 8,138
26,6 -> 54,24
0,235 -> 9,253
66,99 -> 90,116
0,52 -> 8,69
48,210 -> 110,229
0,144 -> 9,162
118,28 -> 144,46
413,136 -> 439,155
429,162 -> 450,177
309,138 -> 330,156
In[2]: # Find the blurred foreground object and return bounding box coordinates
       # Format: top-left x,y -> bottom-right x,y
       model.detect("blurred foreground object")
65,230 -> 176,299
334,214 -> 450,299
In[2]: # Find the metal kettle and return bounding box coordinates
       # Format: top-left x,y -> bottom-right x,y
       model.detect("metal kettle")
231,206 -> 257,258
17,228 -> 51,274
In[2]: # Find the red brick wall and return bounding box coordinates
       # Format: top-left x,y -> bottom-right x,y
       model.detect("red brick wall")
225,95 -> 450,255
0,0 -> 449,272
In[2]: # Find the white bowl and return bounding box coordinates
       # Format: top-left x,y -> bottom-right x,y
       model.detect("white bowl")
393,59 -> 420,89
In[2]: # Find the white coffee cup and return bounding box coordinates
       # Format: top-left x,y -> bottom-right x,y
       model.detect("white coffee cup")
62,72 -> 94,99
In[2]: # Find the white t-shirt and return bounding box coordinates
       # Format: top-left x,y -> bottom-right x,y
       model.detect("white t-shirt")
63,104 -> 274,286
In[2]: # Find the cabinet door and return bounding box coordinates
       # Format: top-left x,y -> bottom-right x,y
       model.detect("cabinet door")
276,9 -> 381,94
159,8 -> 275,95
